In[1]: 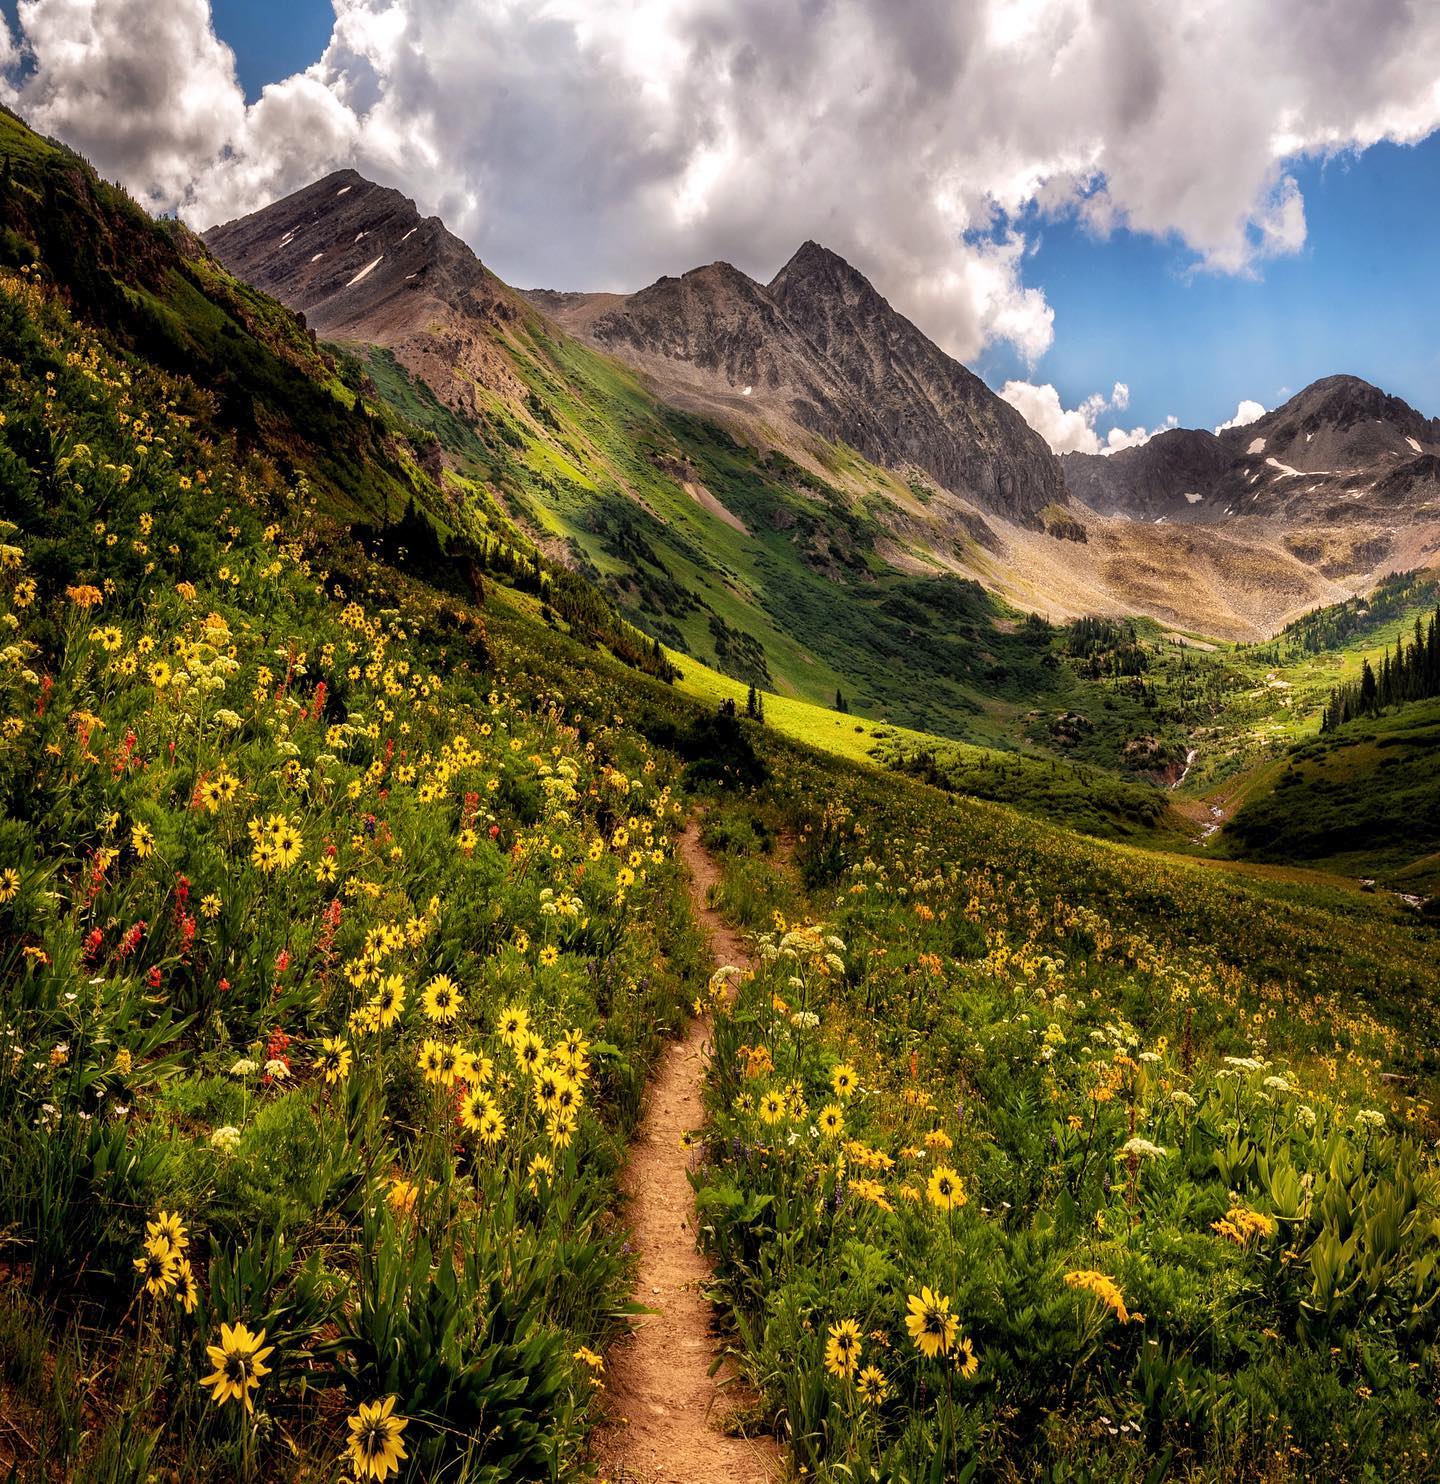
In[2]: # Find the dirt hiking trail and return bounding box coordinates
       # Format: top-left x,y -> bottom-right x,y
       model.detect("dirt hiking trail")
588,821 -> 782,1483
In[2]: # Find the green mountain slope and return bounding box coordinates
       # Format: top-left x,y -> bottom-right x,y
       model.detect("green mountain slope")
0,109 -> 433,522
1221,699 -> 1440,893
357,299 -> 1075,735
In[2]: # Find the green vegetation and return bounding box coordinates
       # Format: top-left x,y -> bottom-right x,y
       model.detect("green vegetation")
1319,601 -> 1439,731
690,754 -> 1440,1480
0,247 -> 717,1480
1263,570 -> 1438,661
0,107 -> 425,523
1222,700 -> 1440,894
1181,575 -> 1440,793
2,104 -> 1439,1483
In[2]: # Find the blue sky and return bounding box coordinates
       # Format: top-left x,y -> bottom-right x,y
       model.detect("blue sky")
974,136 -> 1440,438
210,0 -> 333,101
7,0 -> 1435,442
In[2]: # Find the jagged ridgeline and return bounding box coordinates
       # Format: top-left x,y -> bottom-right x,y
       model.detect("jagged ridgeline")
201,167 -> 1088,738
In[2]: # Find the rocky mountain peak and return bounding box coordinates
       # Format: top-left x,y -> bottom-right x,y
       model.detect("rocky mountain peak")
204,169 -> 526,413
769,239 -> 866,294
546,239 -> 1065,524
584,258 -> 822,399
1066,374 -> 1440,531
1232,374 -> 1439,451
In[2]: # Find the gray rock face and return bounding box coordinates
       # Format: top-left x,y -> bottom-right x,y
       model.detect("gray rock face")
1062,429 -> 1236,521
206,169 -> 514,336
204,171 -> 526,412
1220,375 -> 1440,472
1065,375 -> 1440,526
766,241 -> 1065,524
587,260 -> 863,422
536,242 -> 1067,526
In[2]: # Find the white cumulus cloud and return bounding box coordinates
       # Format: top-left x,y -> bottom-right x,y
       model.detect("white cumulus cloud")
1102,416 -> 1178,454
1214,399 -> 1267,433
999,380 -> 1174,455
3,0 -> 1440,367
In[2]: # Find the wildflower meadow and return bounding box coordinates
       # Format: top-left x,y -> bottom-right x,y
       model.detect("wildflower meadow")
2,107 -> 1440,1484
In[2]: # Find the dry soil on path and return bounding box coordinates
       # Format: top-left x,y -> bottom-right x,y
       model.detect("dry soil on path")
588,822 -> 782,1484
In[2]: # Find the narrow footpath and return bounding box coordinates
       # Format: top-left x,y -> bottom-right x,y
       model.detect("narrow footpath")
589,822 -> 782,1484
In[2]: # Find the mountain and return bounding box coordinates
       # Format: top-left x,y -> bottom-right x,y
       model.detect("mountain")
206,169 -> 1108,734
767,242 -> 1063,524
0,111 -> 439,522
205,168 -> 1413,662
204,167 -> 530,419
528,241 -> 1066,526
1221,373 -> 1440,472
1064,375 -> 1440,529
1061,427 -> 1235,521
209,178 -> 1064,533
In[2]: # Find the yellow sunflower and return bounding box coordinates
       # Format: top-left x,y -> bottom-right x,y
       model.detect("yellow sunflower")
823,1317 -> 862,1380
476,1103 -> 506,1146
344,1395 -> 409,1480
316,1037 -> 352,1084
421,974 -> 463,1024
271,821 -> 303,869
905,1286 -> 958,1359
370,975 -> 406,1029
146,1210 -> 188,1255
175,1257 -> 199,1314
926,1165 -> 966,1214
199,1322 -> 274,1412
515,1032 -> 544,1077
134,1238 -> 179,1297
497,1005 -> 529,1046
417,1038 -> 446,1084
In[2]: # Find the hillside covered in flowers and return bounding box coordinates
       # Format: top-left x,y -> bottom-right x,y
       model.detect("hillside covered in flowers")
0,155 -> 708,1477
2,106 -> 1440,1482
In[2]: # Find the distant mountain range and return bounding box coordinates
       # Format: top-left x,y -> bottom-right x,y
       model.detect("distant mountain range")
207,175 -> 1064,528
1063,375 -> 1440,533
204,169 -> 1440,652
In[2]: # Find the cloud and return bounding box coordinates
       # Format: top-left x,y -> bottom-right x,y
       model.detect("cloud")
999,379 -> 1171,455
1214,398 -> 1267,433
6,0 -> 246,209
1102,416 -> 1177,453
998,382 -> 1105,454
4,0 -> 1440,365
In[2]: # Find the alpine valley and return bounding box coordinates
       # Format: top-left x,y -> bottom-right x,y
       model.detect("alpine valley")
2,84 -> 1440,1484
